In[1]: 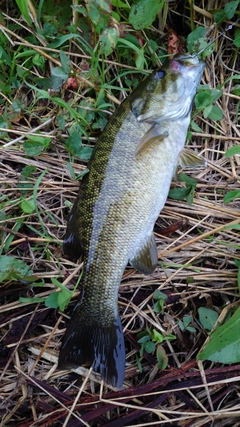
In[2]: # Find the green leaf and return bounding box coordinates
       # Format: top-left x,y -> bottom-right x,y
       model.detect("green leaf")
224,190 -> 240,203
51,66 -> 69,80
144,341 -> 155,353
153,290 -> 167,300
19,297 -> 46,304
198,307 -> 219,331
191,121 -> 202,132
225,145 -> 240,158
224,1 -> 239,19
15,0 -> 32,25
195,90 -> 212,109
99,28 -> 119,56
179,173 -> 197,187
111,0 -> 129,8
203,104 -> 223,120
60,50 -> 71,74
0,255 -> 33,282
198,306 -> 240,364
136,353 -> 143,373
129,0 -> 165,30
57,115 -> 65,130
138,334 -> 150,344
116,38 -> 148,69
156,345 -> 168,370
168,187 -> 190,201
65,131 -> 83,155
168,173 -> 197,205
234,260 -> 240,290
21,165 -> 37,177
66,131 -> 93,160
86,0 -> 110,32
234,28 -> 240,48
20,198 -> 35,214
32,53 -> 45,69
23,135 -> 51,156
0,46 -> 12,67
57,287 -> 72,311
187,26 -> 206,52
153,290 -> 167,313
45,292 -> 59,309
152,329 -> 164,343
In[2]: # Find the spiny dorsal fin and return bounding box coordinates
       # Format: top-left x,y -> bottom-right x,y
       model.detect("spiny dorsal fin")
130,232 -> 158,275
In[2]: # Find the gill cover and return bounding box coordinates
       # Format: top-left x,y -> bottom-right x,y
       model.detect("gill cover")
131,54 -> 205,124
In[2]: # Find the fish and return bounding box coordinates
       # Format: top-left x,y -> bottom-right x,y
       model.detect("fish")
58,54 -> 205,388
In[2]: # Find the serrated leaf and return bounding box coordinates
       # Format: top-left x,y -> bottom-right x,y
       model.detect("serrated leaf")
198,306 -> 240,364
198,307 -> 219,331
129,0 -> 165,30
0,255 -> 33,282
24,136 -> 51,156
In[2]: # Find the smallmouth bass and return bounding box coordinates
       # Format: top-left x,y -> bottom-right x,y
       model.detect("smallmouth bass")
58,54 -> 205,387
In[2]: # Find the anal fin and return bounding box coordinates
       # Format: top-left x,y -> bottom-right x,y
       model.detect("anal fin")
130,232 -> 158,275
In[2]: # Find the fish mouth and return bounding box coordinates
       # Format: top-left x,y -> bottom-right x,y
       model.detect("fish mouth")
173,54 -> 205,69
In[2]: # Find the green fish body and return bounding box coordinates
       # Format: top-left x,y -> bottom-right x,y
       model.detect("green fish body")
58,55 -> 205,387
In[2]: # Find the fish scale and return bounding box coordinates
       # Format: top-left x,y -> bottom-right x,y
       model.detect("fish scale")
58,54 -> 205,388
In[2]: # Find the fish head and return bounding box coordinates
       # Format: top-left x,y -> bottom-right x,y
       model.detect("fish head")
131,54 -> 205,123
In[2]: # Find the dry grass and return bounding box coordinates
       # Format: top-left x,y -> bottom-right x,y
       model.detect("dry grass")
1,2 -> 240,426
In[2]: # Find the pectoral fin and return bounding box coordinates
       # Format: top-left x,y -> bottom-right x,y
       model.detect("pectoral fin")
179,148 -> 206,168
130,232 -> 158,275
136,125 -> 169,156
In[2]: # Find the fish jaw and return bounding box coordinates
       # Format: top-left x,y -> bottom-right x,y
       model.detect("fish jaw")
131,54 -> 205,123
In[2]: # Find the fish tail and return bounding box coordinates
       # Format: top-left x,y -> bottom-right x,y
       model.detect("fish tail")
58,306 -> 125,388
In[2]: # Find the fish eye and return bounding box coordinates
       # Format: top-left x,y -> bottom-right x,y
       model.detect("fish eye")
155,70 -> 165,79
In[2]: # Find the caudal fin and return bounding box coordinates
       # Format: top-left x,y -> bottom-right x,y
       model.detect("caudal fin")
58,309 -> 125,388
